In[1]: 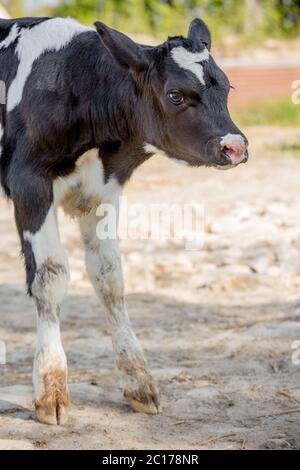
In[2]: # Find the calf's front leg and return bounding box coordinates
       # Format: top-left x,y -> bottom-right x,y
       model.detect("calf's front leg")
79,206 -> 160,414
14,183 -> 70,425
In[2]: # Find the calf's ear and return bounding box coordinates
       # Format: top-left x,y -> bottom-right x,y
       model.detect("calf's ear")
188,18 -> 211,51
95,22 -> 148,74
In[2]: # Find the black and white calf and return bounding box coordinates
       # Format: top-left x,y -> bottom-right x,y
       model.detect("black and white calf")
0,16 -> 248,425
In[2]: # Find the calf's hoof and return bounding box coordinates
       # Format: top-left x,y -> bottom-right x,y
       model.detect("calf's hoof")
35,401 -> 69,425
34,369 -> 70,425
124,374 -> 161,415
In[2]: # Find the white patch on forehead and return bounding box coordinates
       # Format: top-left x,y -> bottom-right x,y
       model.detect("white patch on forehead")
7,18 -> 92,112
0,23 -> 20,50
220,133 -> 245,147
171,46 -> 209,85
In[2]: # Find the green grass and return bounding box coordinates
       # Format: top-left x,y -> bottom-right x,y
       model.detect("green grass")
233,97 -> 300,127
278,142 -> 300,152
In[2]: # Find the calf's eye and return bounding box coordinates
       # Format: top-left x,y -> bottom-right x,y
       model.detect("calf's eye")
167,90 -> 184,106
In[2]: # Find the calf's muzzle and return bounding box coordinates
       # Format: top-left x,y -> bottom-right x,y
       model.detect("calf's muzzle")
220,134 -> 248,165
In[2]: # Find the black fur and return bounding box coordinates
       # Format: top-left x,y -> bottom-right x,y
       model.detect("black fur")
0,17 -> 247,291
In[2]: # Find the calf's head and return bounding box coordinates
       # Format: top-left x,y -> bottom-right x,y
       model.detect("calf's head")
95,19 -> 248,169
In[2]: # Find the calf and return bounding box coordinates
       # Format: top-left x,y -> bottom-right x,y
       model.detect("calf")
0,17 -> 248,424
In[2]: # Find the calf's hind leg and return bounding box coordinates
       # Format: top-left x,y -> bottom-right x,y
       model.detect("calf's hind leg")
13,177 -> 70,425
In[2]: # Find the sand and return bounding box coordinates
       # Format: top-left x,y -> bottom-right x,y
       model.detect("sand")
0,126 -> 300,449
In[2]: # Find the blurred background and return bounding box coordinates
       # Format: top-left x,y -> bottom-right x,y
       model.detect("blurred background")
1,1 -> 300,450
2,0 -> 300,40
1,0 -> 300,124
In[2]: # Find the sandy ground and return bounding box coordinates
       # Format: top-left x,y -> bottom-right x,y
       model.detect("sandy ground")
0,126 -> 300,450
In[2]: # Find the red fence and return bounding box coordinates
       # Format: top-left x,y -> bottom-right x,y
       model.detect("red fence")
223,65 -> 300,109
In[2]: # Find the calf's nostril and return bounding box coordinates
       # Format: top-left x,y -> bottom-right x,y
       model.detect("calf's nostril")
222,143 -> 244,159
219,134 -> 248,165
223,144 -> 235,155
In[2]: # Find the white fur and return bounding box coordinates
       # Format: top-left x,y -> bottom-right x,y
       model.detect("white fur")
79,203 -> 146,390
144,144 -> 168,159
24,204 -> 69,312
220,133 -> 245,148
36,319 -> 65,353
7,18 -> 91,112
171,46 -> 209,85
25,203 -> 69,407
33,319 -> 67,400
171,158 -> 190,166
53,149 -> 120,206
23,205 -> 67,268
0,23 -> 19,49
